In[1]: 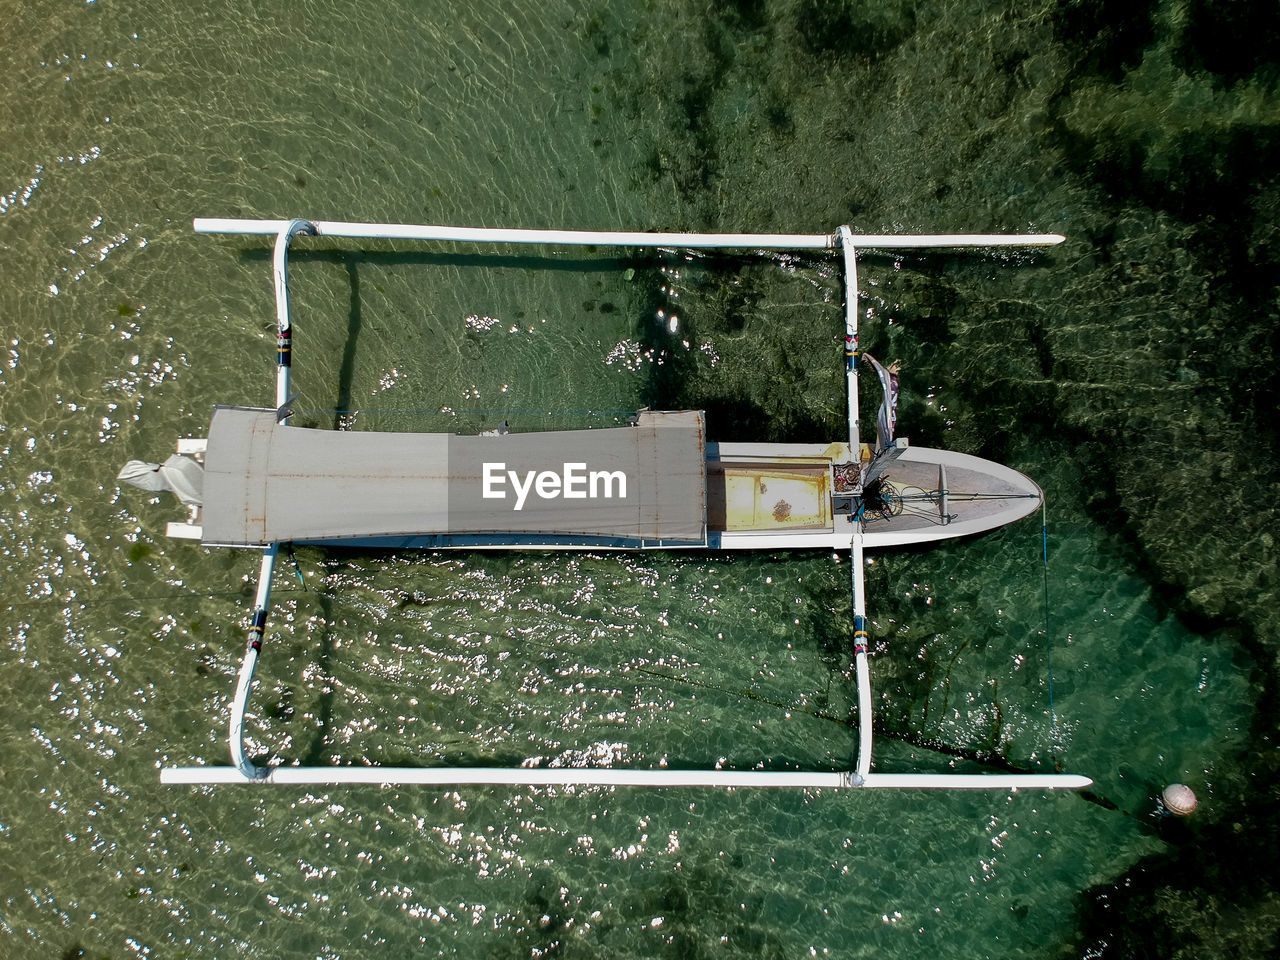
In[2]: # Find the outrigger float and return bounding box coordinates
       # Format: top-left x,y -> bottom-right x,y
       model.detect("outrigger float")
122,218 -> 1090,791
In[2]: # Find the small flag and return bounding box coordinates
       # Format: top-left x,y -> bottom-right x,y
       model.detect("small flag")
862,354 -> 899,451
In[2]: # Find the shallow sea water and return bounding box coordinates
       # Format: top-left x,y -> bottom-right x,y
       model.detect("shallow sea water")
0,1 -> 1265,957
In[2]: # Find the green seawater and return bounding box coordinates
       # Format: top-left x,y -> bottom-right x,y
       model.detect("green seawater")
2,1 -> 1277,957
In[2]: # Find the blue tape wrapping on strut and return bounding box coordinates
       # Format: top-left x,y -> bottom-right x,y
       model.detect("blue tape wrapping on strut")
277,326 -> 292,367
853,614 -> 868,655
248,607 -> 267,651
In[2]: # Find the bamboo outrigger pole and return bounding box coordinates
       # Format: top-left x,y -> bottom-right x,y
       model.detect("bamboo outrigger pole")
161,218 -> 1087,791
195,217 -> 1065,251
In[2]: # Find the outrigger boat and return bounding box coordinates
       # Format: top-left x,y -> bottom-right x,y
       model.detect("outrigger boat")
123,218 -> 1090,791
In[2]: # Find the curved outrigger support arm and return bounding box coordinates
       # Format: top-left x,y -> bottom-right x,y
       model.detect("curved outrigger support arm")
272,219 -> 316,419
838,225 -> 861,457
223,219 -> 309,777
837,226 -> 874,784
851,532 -> 873,784
228,545 -> 278,779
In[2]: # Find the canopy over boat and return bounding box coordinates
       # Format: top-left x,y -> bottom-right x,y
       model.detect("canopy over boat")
200,407 -> 707,547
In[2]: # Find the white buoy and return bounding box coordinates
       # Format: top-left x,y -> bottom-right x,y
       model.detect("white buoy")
1162,783 -> 1198,816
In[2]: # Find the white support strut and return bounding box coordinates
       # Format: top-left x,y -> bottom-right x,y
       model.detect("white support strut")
272,219 -> 315,418
200,218 -> 836,250
195,217 -> 1065,251
851,532 -> 873,783
838,225 -> 861,455
228,545 -> 278,780
158,765 -> 1090,789
839,226 -> 874,784
161,766 -> 854,788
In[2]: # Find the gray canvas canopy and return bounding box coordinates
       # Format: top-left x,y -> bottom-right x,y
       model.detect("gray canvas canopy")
200,407 -> 707,547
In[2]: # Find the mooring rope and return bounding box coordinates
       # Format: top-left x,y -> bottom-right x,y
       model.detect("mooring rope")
286,543 -> 308,591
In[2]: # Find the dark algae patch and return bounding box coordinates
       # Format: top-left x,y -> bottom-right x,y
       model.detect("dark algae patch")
1050,0 -> 1157,81
794,0 -> 917,63
1173,0 -> 1280,87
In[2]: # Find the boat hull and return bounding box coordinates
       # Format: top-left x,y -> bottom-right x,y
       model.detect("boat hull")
288,441 -> 1041,552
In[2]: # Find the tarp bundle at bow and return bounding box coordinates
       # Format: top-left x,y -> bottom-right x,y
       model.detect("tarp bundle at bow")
117,456 -> 204,506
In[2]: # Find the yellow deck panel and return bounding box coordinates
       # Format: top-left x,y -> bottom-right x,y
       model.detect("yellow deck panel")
707,461 -> 831,532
